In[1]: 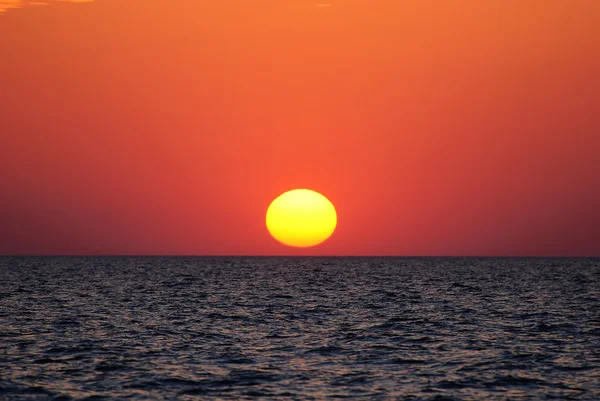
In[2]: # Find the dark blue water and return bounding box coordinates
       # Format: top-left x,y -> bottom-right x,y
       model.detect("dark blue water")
0,257 -> 599,400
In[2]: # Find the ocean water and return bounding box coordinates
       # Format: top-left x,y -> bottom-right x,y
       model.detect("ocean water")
0,257 -> 598,400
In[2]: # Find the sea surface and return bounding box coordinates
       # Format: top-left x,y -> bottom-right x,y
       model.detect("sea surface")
0,257 -> 599,400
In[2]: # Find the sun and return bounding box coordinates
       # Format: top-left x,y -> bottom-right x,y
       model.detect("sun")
266,189 -> 337,248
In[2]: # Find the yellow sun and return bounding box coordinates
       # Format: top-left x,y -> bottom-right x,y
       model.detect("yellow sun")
266,189 -> 337,248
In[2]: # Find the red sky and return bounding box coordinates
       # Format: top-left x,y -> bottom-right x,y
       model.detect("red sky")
1,0 -> 599,256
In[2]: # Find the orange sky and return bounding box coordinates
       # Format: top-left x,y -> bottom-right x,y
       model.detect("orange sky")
1,0 -> 599,256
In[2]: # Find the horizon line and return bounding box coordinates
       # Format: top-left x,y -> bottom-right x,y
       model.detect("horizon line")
1,254 -> 598,259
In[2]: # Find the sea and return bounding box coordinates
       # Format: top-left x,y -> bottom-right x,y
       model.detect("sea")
0,257 -> 598,400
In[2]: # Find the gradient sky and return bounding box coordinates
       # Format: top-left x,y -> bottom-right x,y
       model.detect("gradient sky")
1,0 -> 599,256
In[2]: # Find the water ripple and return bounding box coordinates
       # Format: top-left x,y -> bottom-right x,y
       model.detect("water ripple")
0,256 -> 599,400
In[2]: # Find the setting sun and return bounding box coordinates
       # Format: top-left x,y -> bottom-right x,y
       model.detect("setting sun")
266,189 -> 337,248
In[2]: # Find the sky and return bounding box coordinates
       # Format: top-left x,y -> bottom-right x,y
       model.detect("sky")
1,0 -> 599,256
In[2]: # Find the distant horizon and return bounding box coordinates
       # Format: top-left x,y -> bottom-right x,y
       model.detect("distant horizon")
2,254 -> 599,258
